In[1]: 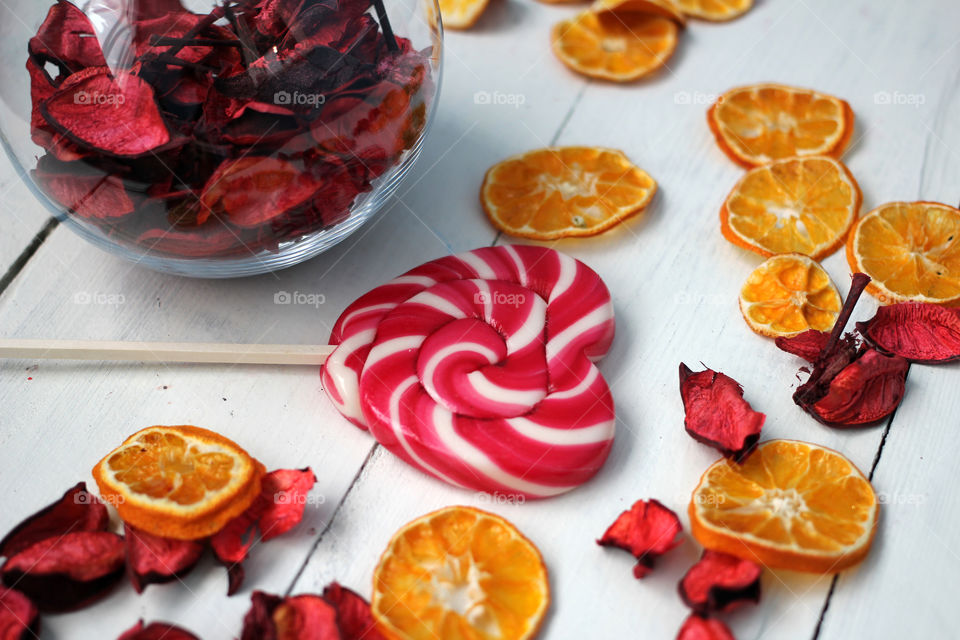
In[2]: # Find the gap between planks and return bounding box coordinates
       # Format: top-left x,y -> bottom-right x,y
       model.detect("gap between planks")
0,217 -> 58,297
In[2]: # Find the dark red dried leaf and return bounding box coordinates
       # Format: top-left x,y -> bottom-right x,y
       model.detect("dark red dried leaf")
1,531 -> 124,612
34,168 -> 135,219
136,223 -> 244,258
0,587 -> 40,639
597,499 -> 683,578
124,526 -> 204,594
118,619 -> 201,640
322,582 -> 386,640
857,302 -> 960,363
40,68 -> 170,156
28,1 -> 107,78
132,0 -> 187,21
679,364 -> 765,461
241,591 -> 284,640
0,482 -> 108,558
273,595 -> 341,639
677,614 -> 735,640
775,330 -> 831,363
210,511 -> 256,596
678,550 -> 761,614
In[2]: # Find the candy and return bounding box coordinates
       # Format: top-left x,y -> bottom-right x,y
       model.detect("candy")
322,245 -> 616,497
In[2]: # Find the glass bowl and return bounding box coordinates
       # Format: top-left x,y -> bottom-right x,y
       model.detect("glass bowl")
0,0 -> 441,277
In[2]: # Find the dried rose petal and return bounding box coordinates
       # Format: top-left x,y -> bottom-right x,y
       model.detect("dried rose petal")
678,550 -> 761,614
34,168 -> 135,219
118,619 -> 200,640
1,531 -> 124,612
124,526 -> 204,594
677,614 -> 735,640
679,364 -> 765,461
857,302 -> 960,363
0,587 -> 40,639
322,582 -> 386,640
240,591 -> 341,640
0,482 -> 108,558
40,68 -> 170,156
775,329 -> 830,363
28,1 -> 106,78
597,499 -> 683,578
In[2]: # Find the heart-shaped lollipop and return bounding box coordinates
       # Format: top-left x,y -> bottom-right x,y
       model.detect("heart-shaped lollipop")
322,245 -> 616,497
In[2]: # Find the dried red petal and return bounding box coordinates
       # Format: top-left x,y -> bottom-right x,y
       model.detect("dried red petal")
210,511 -> 256,596
677,614 -> 735,640
678,550 -> 761,614
241,591 -> 341,640
597,499 -> 683,578
241,591 -> 284,640
40,68 -> 170,156
124,526 -> 204,594
322,582 -> 386,640
28,1 -> 107,78
0,587 -> 40,639
118,619 -> 200,640
1,531 -> 124,612
679,364 -> 765,461
34,168 -> 135,219
857,302 -> 960,363
0,482 -> 108,558
136,223 -> 244,258
775,330 -> 831,363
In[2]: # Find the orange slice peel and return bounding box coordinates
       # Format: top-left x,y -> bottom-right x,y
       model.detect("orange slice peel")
675,0 -> 752,21
438,0 -> 490,29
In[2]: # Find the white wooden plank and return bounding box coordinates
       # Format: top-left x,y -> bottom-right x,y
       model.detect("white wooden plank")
0,151 -> 55,280
293,1 -> 960,638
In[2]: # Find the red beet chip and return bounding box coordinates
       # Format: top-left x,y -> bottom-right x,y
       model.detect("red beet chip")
34,167 -> 134,219
322,582 -> 386,640
240,591 -> 341,640
678,550 -> 761,614
775,330 -> 830,363
40,68 -> 171,157
0,482 -> 108,558
1,531 -> 124,612
857,302 -> 960,363
679,364 -> 765,461
118,619 -> 200,640
124,526 -> 204,594
0,587 -> 40,639
677,614 -> 735,640
28,1 -> 106,78
597,499 -> 683,578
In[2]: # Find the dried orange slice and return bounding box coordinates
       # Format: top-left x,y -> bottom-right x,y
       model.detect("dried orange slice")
93,425 -> 264,540
438,0 -> 490,29
847,201 -> 960,305
480,147 -> 656,239
372,506 -> 549,640
739,253 -> 841,338
720,155 -> 861,260
551,11 -> 679,82
675,0 -> 752,21
591,0 -> 686,24
689,439 -> 878,574
708,84 -> 855,167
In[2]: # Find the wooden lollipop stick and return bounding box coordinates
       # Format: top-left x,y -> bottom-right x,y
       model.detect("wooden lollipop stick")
0,339 -> 334,366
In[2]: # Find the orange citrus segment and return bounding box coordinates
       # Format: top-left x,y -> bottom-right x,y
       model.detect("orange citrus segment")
847,201 -> 960,306
720,155 -> 861,260
438,0 -> 490,29
551,11 -> 678,82
372,506 -> 549,640
481,146 -> 656,239
708,84 -> 854,167
739,253 -> 841,337
689,439 -> 878,574
675,0 -> 752,21
591,0 -> 687,24
93,425 -> 263,540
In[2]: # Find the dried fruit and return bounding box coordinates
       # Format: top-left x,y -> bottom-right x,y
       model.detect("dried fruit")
0,482 -> 108,558
1,531 -> 125,612
597,499 -> 683,578
372,506 -> 549,640
438,0 -> 491,29
679,364 -> 764,460
92,425 -> 265,540
480,147 -> 657,239
240,591 -> 340,640
323,582 -> 386,640
118,620 -> 201,640
0,587 -> 40,639
551,12 -> 679,82
591,0 -> 687,24
689,439 -> 878,573
858,303 -> 960,363
675,0 -> 752,21
124,526 -> 204,593
708,84 -> 854,168
846,201 -> 960,305
721,156 -> 861,260
775,329 -> 830,363
678,550 -> 761,614
677,614 -> 735,640
739,254 -> 842,338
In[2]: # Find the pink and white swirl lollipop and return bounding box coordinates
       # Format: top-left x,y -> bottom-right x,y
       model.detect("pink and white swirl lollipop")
321,245 -> 616,498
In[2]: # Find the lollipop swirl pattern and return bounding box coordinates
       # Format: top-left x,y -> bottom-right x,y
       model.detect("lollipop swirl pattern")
322,245 -> 616,497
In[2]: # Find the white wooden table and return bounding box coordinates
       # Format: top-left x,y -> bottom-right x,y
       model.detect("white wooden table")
2,1 -> 960,637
